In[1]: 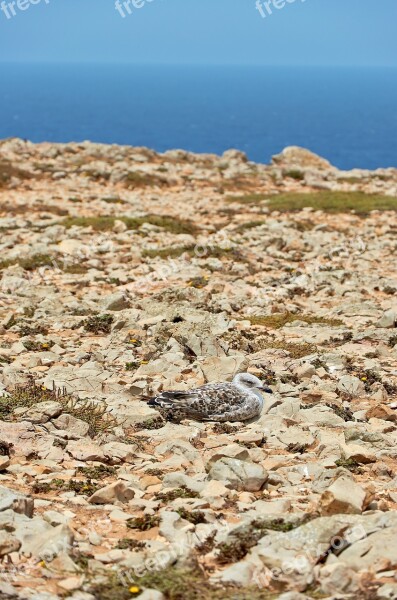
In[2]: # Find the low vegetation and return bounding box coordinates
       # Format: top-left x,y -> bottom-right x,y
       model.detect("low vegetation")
235,220 -> 267,232
78,465 -> 117,479
246,312 -> 343,329
61,215 -> 198,235
176,508 -> 206,525
226,191 -> 397,215
0,159 -> 34,188
32,478 -> 100,496
265,340 -> 318,359
143,244 -> 234,260
282,169 -> 305,181
335,458 -> 362,474
122,170 -> 169,189
216,518 -> 296,564
226,193 -> 269,204
155,485 -> 199,503
0,381 -> 117,437
126,515 -> 160,531
89,566 -> 282,600
0,253 -> 55,272
83,314 -> 114,334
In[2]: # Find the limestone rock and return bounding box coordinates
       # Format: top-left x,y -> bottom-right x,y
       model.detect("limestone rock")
209,458 -> 268,491
337,376 -> 365,397
102,292 -> 131,311
0,486 -> 34,517
377,308 -> 397,328
66,440 -> 105,462
0,531 -> 21,556
318,477 -> 367,515
88,481 -> 135,505
23,401 -> 63,424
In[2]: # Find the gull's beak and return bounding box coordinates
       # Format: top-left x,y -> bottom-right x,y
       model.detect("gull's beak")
258,385 -> 273,394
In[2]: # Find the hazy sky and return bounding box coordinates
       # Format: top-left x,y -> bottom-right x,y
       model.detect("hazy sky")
0,0 -> 396,66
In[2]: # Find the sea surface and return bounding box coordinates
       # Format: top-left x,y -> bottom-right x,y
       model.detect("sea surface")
0,64 -> 396,170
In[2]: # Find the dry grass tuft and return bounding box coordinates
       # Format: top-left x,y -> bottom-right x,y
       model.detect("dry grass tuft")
0,380 -> 117,437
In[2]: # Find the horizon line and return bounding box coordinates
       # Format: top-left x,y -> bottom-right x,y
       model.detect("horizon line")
0,61 -> 396,69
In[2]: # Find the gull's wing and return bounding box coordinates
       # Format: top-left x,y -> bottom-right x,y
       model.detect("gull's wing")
147,383 -> 253,422
148,390 -> 208,420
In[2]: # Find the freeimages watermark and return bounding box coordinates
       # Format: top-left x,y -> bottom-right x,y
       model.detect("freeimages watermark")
115,0 -> 156,19
0,0 -> 49,19
256,0 -> 307,20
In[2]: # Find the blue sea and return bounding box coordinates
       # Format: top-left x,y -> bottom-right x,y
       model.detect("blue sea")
1,64 -> 396,170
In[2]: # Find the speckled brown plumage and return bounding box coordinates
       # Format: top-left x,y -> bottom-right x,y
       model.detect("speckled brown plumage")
148,373 -> 273,423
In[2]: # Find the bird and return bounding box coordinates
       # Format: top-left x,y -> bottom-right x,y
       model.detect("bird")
147,372 -> 273,423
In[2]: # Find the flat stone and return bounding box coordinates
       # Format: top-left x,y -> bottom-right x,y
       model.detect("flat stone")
66,440 -> 105,462
0,530 -> 21,556
0,485 -> 34,517
209,458 -> 268,492
337,376 -> 365,397
88,481 -> 135,505
23,401 -> 63,424
318,476 -> 367,515
376,308 -> 397,328
206,443 -> 250,467
52,414 -> 90,437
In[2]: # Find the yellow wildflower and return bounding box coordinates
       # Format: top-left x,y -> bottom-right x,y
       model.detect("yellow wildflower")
129,586 -> 140,595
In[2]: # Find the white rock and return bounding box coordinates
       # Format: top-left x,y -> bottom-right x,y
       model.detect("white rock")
88,481 -> 135,505
377,308 -> 397,328
319,476 -> 367,515
337,376 -> 365,397
138,590 -> 165,600
0,531 -> 21,556
209,458 -> 268,492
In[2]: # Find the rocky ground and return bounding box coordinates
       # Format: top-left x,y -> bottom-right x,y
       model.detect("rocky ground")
0,137 -> 397,600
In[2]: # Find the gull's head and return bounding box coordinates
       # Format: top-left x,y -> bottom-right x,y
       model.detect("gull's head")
233,372 -> 273,394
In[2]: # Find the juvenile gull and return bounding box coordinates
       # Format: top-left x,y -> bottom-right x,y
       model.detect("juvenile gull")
148,373 -> 273,423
